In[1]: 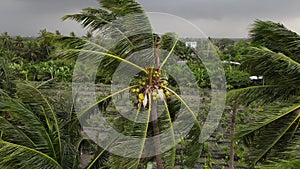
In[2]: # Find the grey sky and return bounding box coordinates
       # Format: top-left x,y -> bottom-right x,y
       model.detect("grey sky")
1,0 -> 300,38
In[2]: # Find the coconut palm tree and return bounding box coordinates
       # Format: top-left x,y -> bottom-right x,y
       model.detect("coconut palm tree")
38,29 -> 55,59
61,0 -> 204,168
0,32 -> 12,50
0,83 -> 106,169
13,36 -> 24,49
23,40 -> 41,62
0,52 -> 16,94
228,20 -> 300,168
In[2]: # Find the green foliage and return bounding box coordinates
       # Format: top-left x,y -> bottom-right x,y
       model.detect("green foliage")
0,57 -> 16,94
60,1 -> 206,168
229,20 -> 300,167
187,59 -> 251,89
220,39 -> 250,62
0,83 -> 108,169
28,60 -> 74,82
4,1 -> 299,169
0,83 -> 73,168
250,20 -> 300,63
236,103 -> 300,166
3,59 -> 74,82
224,66 -> 251,89
215,38 -> 235,51
257,136 -> 300,169
187,60 -> 210,88
62,0 -> 144,33
0,30 -> 78,83
0,30 -> 61,63
161,33 -> 195,60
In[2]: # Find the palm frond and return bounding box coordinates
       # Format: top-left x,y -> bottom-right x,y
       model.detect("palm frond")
86,146 -> 110,169
0,96 -> 58,159
0,116 -> 36,147
160,34 -> 179,69
64,49 -> 147,73
61,1 -> 205,168
0,83 -> 88,168
229,46 -> 300,104
227,85 -> 298,105
62,7 -> 114,32
163,86 -> 203,168
236,103 -> 300,165
164,86 -> 201,129
62,0 -> 145,33
160,100 -> 176,168
250,20 -> 300,63
0,141 -> 62,169
61,0 -> 155,82
257,134 -> 300,169
15,83 -> 62,159
107,94 -> 151,169
241,47 -> 300,86
99,0 -> 144,15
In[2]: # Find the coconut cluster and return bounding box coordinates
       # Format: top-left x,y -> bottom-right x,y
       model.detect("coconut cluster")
131,67 -> 171,107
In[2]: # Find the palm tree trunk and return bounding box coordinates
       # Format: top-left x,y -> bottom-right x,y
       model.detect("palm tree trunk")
152,42 -> 163,169
229,100 -> 238,169
151,102 -> 163,169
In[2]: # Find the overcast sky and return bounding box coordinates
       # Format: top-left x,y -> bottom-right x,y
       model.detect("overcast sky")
1,0 -> 300,38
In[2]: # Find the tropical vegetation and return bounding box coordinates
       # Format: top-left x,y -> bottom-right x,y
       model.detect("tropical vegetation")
0,0 -> 299,168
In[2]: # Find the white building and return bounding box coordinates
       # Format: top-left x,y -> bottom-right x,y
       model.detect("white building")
185,41 -> 197,48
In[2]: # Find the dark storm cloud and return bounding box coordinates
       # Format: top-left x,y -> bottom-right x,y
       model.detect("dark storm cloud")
137,0 -> 300,37
11,0 -> 98,14
1,0 -> 300,37
137,0 -> 300,20
0,0 -> 98,36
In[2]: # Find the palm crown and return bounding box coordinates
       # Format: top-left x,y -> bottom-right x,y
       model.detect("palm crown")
61,0 -> 205,168
229,20 -> 300,167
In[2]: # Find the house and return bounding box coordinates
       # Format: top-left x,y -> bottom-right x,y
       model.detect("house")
185,41 -> 197,48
